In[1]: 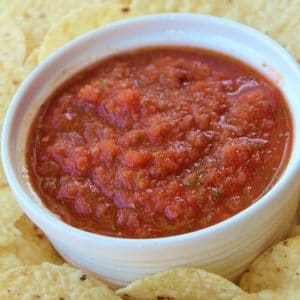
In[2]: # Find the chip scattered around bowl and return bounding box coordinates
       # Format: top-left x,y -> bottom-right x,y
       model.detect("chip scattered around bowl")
240,236 -> 300,293
116,268 -> 247,300
0,262 -> 121,299
0,186 -> 23,246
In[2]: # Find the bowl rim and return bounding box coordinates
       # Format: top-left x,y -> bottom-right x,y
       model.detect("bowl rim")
2,13 -> 300,247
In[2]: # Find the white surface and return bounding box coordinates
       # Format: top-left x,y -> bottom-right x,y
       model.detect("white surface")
2,14 -> 300,286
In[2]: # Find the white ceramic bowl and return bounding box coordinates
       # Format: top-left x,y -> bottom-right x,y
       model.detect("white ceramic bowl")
2,14 -> 300,286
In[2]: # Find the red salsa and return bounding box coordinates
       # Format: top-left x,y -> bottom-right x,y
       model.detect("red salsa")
26,47 -> 292,238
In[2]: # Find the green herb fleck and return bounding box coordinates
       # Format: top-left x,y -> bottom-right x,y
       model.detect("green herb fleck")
183,177 -> 198,186
135,133 -> 143,143
143,100 -> 152,108
212,188 -> 221,198
137,171 -> 146,188
197,196 -> 204,204
91,190 -> 98,197
100,78 -> 107,84
137,170 -> 144,180
255,143 -> 262,149
158,101 -> 168,110
138,179 -> 145,189
251,125 -> 257,132
113,74 -> 122,80
87,110 -> 94,118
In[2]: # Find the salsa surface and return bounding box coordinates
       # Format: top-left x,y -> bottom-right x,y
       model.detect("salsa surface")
27,47 -> 292,238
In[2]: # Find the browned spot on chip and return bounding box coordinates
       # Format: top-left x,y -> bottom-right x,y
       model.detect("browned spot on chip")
283,240 -> 288,246
36,233 -> 44,240
121,7 -> 130,13
24,12 -> 31,18
157,297 -> 174,300
12,79 -> 21,85
80,274 -> 87,281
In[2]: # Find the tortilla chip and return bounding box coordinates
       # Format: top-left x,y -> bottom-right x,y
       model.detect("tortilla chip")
0,262 -> 121,299
0,68 -> 22,186
0,1 -> 15,15
0,164 -> 7,188
0,61 -> 38,186
5,214 -> 62,264
0,211 -> 63,272
0,14 -> 26,70
23,48 -> 39,75
234,289 -> 300,300
3,0 -> 132,58
0,252 -> 22,272
117,267 -> 246,300
0,186 -> 23,246
130,0 -> 229,14
224,1 -> 300,62
0,65 -> 24,116
39,3 -> 140,62
239,236 -> 300,293
0,15 -> 26,155
131,0 -> 300,62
